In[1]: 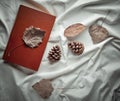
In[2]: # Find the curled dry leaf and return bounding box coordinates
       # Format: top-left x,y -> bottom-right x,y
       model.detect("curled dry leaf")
32,79 -> 53,99
23,26 -> 45,48
89,25 -> 109,44
64,23 -> 86,38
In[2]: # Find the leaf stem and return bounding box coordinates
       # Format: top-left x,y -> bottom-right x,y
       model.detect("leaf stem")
8,43 -> 24,56
101,10 -> 111,27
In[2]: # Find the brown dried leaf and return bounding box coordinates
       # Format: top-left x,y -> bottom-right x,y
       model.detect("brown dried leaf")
89,25 -> 109,44
64,23 -> 86,38
32,79 -> 53,99
23,26 -> 45,48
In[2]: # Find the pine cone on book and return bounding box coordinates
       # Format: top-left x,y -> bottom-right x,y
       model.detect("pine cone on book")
48,45 -> 61,62
68,41 -> 84,55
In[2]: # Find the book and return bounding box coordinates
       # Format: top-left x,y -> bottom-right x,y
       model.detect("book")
3,5 -> 56,71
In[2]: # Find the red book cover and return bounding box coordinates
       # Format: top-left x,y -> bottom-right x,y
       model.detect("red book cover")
3,5 -> 56,71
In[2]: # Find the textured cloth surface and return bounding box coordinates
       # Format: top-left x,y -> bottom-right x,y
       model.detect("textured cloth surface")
0,0 -> 120,101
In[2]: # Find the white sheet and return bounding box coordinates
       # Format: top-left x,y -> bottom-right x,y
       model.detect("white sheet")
0,0 -> 120,101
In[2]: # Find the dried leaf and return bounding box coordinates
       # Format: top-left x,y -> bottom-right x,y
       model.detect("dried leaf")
23,26 -> 45,48
32,79 -> 53,99
64,23 -> 86,38
89,25 -> 109,44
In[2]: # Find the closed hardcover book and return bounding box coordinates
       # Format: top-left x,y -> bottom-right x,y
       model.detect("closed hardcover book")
3,5 -> 56,71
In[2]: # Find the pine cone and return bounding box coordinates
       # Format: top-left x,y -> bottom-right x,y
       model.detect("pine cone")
68,41 -> 84,55
48,45 -> 61,62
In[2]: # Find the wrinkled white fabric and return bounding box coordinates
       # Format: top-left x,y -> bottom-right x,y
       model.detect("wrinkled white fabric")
0,0 -> 120,101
